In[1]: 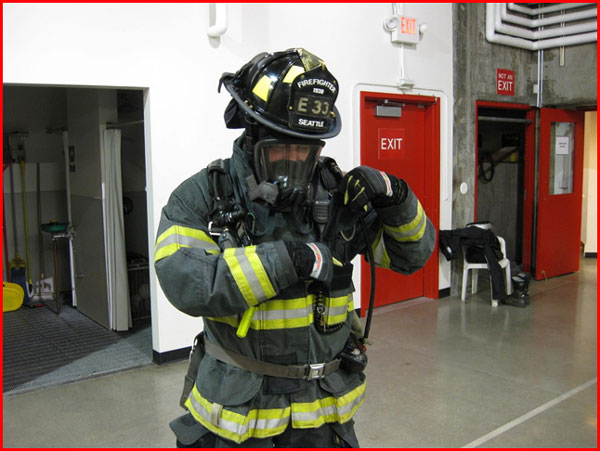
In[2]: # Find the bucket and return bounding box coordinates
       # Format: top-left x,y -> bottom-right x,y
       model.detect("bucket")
3,281 -> 24,312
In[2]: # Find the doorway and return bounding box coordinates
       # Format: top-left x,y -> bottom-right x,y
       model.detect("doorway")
475,101 -> 589,280
359,91 -> 440,309
475,101 -> 534,271
2,85 -> 152,394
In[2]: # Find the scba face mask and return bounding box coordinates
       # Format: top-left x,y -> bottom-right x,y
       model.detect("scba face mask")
253,138 -> 324,210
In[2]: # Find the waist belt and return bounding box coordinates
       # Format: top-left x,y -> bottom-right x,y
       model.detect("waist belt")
204,339 -> 341,380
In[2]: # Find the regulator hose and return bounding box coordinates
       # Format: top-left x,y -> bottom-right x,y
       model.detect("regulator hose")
359,214 -> 376,340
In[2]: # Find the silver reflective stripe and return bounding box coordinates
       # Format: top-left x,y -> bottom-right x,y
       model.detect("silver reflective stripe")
187,392 -> 289,439
384,203 -> 426,242
372,232 -> 390,268
324,304 -> 348,317
259,307 -> 309,321
232,248 -> 269,301
155,233 -> 220,253
292,390 -> 366,423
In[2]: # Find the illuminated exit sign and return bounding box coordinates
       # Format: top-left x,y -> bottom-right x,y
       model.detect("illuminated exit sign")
390,15 -> 421,45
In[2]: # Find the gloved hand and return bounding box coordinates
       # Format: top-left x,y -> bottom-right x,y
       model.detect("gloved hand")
284,241 -> 336,285
340,166 -> 407,211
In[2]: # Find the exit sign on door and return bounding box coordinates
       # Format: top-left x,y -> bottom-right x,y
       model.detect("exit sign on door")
497,69 -> 515,96
378,128 -> 405,160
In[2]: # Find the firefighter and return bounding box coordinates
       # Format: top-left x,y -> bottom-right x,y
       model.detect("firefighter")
154,48 -> 435,448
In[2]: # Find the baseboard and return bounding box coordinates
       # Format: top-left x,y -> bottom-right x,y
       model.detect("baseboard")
438,288 -> 451,298
153,347 -> 191,365
584,252 -> 597,258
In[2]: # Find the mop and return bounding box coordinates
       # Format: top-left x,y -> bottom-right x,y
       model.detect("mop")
7,149 -> 30,306
33,162 -> 54,302
3,163 -> 10,281
17,158 -> 40,306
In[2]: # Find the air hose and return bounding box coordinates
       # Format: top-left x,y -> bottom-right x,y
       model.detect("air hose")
359,215 -> 376,340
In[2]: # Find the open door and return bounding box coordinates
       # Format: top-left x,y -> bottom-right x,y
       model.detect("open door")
66,89 -> 117,328
360,92 -> 440,310
534,108 -> 585,280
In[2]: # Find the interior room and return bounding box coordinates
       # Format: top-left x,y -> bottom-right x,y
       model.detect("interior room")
3,86 -> 153,395
2,3 -> 596,448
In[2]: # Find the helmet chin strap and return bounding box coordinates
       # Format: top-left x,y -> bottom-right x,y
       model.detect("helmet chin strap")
243,117 -> 259,155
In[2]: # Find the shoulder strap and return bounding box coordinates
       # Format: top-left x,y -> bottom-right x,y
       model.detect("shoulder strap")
207,158 -> 233,203
319,156 -> 343,190
313,156 -> 343,236
207,158 -> 248,246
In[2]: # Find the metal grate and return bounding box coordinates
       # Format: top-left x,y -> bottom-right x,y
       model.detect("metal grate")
3,305 -> 151,395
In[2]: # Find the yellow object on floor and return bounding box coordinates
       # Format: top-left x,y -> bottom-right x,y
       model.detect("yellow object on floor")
3,282 -> 24,312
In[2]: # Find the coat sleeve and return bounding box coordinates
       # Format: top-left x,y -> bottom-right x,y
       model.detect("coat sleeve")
153,171 -> 299,318
368,186 -> 436,274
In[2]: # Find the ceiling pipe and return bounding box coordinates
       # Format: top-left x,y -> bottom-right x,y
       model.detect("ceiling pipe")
207,3 -> 228,38
496,4 -> 596,41
501,4 -> 597,28
508,3 -> 591,16
486,3 -> 597,51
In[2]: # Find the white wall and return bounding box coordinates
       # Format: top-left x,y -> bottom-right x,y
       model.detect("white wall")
3,3 -> 454,353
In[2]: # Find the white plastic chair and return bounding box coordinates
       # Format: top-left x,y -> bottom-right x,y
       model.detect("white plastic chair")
461,236 -> 512,307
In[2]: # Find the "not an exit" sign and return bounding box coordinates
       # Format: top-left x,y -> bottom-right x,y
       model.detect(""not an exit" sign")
496,69 -> 515,96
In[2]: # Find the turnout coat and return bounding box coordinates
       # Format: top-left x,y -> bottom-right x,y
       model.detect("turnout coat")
154,135 -> 436,444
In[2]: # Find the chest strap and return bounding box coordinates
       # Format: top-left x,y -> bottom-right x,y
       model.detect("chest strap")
204,338 -> 341,380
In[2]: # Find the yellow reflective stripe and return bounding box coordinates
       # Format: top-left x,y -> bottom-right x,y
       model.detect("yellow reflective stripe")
156,224 -> 216,247
207,312 -> 313,331
223,247 -> 276,307
154,225 -> 220,262
282,64 -> 305,83
347,294 -> 355,311
323,294 -> 351,325
291,380 -> 367,428
207,294 -> 353,331
371,229 -> 391,269
326,311 -> 348,325
224,248 -> 257,306
154,242 -> 219,262
256,315 -> 314,330
384,202 -> 426,242
244,247 -> 276,300
185,385 -> 290,443
327,295 -> 350,308
262,297 -> 309,311
252,75 -> 273,102
254,296 -> 312,330
155,242 -> 186,262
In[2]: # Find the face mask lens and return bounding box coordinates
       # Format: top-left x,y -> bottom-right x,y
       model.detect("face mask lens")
255,140 -> 323,188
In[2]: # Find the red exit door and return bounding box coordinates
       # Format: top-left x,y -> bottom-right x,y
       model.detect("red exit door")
535,108 -> 585,280
360,92 -> 440,309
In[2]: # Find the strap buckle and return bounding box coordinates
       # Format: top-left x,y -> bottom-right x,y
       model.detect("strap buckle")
305,363 -> 326,380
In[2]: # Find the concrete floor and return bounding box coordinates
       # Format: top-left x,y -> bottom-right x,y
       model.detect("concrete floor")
3,258 -> 597,448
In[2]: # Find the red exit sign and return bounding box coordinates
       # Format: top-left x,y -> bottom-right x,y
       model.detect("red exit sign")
497,69 -> 515,96
400,16 -> 417,35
